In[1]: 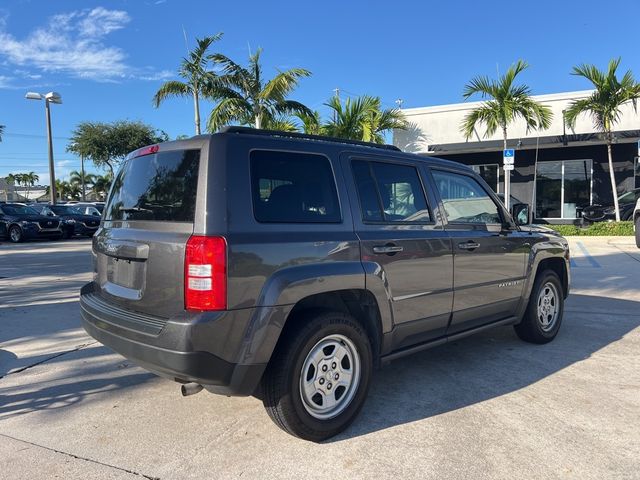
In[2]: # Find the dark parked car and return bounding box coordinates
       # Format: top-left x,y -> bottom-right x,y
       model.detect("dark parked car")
66,202 -> 104,215
582,188 -> 640,222
0,203 -> 64,242
33,204 -> 101,238
80,128 -> 570,441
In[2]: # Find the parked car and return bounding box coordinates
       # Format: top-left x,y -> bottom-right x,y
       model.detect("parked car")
0,203 -> 64,242
33,204 -> 101,238
80,128 -> 571,441
634,198 -> 640,248
63,202 -> 103,216
582,188 -> 640,222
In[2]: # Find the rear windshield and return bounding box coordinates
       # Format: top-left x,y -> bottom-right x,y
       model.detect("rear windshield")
104,149 -> 200,222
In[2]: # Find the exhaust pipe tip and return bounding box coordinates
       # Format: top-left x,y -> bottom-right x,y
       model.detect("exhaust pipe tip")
181,382 -> 203,397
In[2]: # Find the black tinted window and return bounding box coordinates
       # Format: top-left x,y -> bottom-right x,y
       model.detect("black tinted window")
432,170 -> 501,224
104,149 -> 200,222
251,150 -> 340,223
352,160 -> 431,222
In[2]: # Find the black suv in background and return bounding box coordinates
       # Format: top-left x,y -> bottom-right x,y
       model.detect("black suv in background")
0,203 -> 64,242
80,128 -> 570,441
33,204 -> 101,238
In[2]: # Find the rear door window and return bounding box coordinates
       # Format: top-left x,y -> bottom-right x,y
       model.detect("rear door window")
251,150 -> 341,223
104,149 -> 200,222
351,160 -> 431,223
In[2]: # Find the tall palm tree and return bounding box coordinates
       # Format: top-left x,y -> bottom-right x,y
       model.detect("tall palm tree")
153,33 -> 223,135
564,58 -> 640,221
0,124 -> 4,142
460,60 -> 553,208
206,48 -> 312,131
323,95 -> 408,143
23,171 -> 39,200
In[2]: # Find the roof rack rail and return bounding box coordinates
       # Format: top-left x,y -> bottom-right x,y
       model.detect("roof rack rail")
220,126 -> 401,152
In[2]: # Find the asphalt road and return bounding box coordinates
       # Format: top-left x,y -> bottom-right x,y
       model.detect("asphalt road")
0,237 -> 639,479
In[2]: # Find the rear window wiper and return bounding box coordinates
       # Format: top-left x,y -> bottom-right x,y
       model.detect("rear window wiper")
118,207 -> 153,213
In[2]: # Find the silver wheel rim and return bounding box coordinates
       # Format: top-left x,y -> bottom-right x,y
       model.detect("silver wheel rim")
10,228 -> 20,242
299,334 -> 361,420
537,282 -> 559,332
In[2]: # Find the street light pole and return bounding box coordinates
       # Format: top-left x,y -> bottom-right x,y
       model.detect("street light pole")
44,99 -> 57,204
26,91 -> 62,205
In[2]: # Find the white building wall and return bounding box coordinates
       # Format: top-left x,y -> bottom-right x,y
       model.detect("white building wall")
394,90 -> 640,154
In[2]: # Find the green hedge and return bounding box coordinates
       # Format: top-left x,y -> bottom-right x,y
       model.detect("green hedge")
550,221 -> 634,236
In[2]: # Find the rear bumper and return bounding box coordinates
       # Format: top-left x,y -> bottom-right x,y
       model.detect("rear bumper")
79,283 -> 267,396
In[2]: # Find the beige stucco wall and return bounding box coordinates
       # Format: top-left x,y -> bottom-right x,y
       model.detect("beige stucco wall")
394,90 -> 640,153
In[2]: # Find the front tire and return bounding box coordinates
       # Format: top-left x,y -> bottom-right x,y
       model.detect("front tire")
262,311 -> 373,442
8,225 -> 23,243
514,270 -> 564,344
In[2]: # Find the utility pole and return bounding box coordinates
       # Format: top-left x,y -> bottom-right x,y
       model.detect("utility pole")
81,155 -> 86,202
332,87 -> 340,123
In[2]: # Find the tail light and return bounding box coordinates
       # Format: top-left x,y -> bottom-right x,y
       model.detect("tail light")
185,236 -> 227,311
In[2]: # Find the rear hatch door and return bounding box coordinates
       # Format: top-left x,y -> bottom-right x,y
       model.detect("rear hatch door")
93,142 -> 206,319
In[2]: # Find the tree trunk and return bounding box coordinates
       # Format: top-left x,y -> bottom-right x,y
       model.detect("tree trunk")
193,88 -> 201,135
503,127 -> 510,211
607,141 -> 621,221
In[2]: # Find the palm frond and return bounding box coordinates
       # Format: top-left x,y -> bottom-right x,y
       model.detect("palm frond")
206,97 -> 253,133
152,80 -> 191,107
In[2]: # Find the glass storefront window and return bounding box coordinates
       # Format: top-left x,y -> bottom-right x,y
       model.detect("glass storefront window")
536,159 -> 592,219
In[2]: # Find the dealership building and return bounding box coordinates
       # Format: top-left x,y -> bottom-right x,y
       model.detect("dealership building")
394,90 -> 640,223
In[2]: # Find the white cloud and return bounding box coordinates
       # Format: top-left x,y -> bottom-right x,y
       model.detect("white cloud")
0,7 -> 166,82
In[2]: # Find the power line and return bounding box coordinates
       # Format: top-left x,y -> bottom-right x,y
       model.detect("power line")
2,132 -> 72,140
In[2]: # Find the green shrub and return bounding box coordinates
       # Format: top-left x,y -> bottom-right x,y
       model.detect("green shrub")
549,221 -> 634,236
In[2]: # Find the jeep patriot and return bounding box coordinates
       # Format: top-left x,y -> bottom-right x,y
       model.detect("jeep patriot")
80,127 -> 570,441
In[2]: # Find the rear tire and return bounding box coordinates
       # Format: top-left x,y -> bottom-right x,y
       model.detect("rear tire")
261,311 -> 373,442
514,270 -> 564,344
635,217 -> 640,248
8,225 -> 23,243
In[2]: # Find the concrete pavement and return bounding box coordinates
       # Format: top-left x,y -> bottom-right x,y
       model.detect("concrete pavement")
0,237 -> 639,479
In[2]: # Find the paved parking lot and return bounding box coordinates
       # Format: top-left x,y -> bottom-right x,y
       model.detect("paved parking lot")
1,237 -> 639,479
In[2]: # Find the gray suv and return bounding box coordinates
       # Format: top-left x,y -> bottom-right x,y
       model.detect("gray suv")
80,128 -> 570,441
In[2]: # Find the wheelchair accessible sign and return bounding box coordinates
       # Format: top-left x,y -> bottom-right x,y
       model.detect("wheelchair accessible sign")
503,149 -> 515,171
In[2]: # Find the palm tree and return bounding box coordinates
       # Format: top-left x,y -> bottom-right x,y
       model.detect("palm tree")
206,48 -> 312,131
460,60 -> 553,208
23,171 -> 39,200
564,58 -> 640,221
92,174 -> 113,199
0,124 -> 4,142
297,110 -> 323,135
323,95 -> 408,143
153,33 -> 223,135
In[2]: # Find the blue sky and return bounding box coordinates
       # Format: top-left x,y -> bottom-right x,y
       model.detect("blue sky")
1,0 -> 639,184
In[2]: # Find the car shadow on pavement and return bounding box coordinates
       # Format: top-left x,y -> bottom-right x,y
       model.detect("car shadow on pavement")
331,293 -> 640,441
0,345 -> 155,419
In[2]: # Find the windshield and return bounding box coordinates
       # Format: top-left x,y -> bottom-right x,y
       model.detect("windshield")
2,205 -> 40,215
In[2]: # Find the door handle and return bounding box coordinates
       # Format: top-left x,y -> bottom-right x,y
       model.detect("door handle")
373,245 -> 404,254
458,241 -> 481,251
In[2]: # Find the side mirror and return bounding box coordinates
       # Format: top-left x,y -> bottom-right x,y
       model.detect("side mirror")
511,203 -> 531,226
